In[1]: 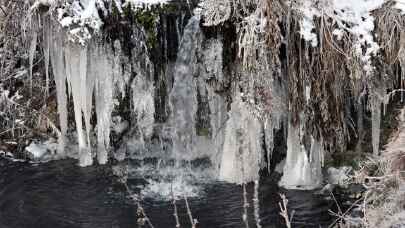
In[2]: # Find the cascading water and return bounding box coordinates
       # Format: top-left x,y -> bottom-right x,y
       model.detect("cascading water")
44,6 -> 328,195
168,15 -> 202,161
5,1 -> 404,227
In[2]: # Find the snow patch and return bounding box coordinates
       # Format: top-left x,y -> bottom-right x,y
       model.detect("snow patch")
25,140 -> 59,159
395,0 -> 405,14
295,0 -> 389,73
123,0 -> 169,9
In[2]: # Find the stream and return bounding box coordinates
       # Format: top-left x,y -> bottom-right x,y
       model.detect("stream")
0,157 -> 336,228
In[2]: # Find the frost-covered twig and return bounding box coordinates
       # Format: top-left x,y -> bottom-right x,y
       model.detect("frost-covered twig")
3,95 -> 61,137
279,194 -> 292,228
242,181 -> 250,228
123,182 -> 155,228
253,180 -> 262,228
171,184 -> 181,228
184,195 -> 198,228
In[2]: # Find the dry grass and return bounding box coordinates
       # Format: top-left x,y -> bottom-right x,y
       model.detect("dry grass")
337,109 -> 405,228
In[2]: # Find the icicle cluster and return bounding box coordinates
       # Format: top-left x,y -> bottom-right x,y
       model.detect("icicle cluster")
48,24 -> 133,166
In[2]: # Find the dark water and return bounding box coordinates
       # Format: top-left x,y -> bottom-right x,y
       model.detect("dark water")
0,158 -> 335,228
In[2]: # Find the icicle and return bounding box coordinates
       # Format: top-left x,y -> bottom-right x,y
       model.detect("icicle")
264,118 -> 274,173
43,17 -> 51,98
132,76 -> 155,141
29,30 -> 38,95
65,43 -> 92,166
50,26 -> 67,154
371,93 -> 382,156
48,22 -> 132,166
88,42 -> 115,165
356,98 -> 364,153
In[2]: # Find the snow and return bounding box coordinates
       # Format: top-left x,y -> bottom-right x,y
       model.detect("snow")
123,0 -> 169,9
54,0 -> 169,44
298,0 -> 319,47
333,0 -> 384,72
127,0 -> 168,4
59,17 -> 74,27
395,0 -> 405,14
25,140 -> 59,159
296,0 -> 389,73
25,143 -> 48,158
56,0 -> 102,45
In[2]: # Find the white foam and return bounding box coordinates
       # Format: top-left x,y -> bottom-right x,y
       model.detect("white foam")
141,177 -> 202,200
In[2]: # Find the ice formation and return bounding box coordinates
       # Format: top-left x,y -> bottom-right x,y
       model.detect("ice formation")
29,31 -> 38,94
132,76 -> 156,141
279,120 -> 324,190
48,24 -> 132,166
50,26 -> 68,154
371,91 -> 383,156
25,140 -> 59,159
219,94 -> 264,184
43,18 -> 51,97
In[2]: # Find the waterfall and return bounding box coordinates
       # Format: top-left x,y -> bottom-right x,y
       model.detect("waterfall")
168,15 -> 227,166
45,7 -> 324,188
168,15 -> 202,160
